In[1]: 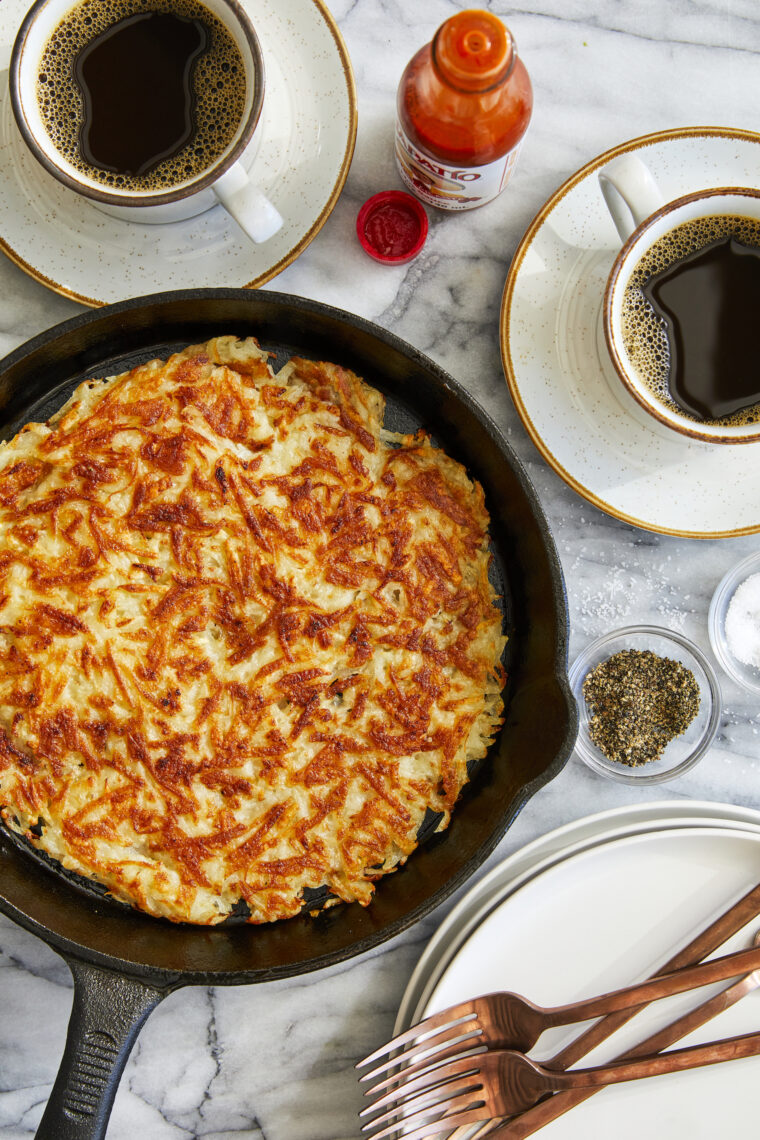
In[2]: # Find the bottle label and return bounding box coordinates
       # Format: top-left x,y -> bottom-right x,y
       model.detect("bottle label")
394,122 -> 523,211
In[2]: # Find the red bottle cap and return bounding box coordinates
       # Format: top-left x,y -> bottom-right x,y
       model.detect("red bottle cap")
356,190 -> 428,264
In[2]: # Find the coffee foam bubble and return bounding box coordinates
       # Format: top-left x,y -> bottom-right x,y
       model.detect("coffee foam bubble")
621,214 -> 760,426
37,0 -> 247,192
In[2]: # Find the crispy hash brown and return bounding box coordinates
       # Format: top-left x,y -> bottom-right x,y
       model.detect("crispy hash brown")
0,337 -> 506,924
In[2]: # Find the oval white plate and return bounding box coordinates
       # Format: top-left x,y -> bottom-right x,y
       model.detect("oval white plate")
500,127 -> 760,538
424,825 -> 760,1139
395,800 -> 760,1033
0,0 -> 356,305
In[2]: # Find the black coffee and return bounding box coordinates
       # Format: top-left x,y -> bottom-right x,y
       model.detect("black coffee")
645,235 -> 760,421
36,0 -> 247,191
621,214 -> 760,425
76,11 -> 208,177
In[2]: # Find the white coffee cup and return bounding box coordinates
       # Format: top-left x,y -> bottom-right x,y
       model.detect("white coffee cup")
9,0 -> 283,243
599,154 -> 760,445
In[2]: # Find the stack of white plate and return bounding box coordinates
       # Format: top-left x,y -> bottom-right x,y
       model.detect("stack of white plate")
394,801 -> 760,1139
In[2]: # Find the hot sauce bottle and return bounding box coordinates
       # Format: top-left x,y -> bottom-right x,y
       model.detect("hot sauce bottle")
395,9 -> 533,211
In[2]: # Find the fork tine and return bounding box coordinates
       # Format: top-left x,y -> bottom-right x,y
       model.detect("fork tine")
361,1052 -> 483,1114
362,1028 -> 485,1091
357,1001 -> 478,1071
361,1084 -> 486,1139
361,1054 -> 484,1117
449,1120 -> 505,1139
392,1107 -> 500,1140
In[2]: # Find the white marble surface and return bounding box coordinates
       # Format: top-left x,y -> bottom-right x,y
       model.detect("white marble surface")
1,1 -> 760,1137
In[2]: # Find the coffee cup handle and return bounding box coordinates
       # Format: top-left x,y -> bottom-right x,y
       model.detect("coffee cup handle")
212,161 -> 284,244
598,154 -> 664,243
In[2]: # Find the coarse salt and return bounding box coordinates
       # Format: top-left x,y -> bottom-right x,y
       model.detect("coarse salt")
725,572 -> 760,669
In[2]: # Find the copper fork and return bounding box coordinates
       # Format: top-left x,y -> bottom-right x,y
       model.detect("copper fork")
358,938 -> 760,1090
453,927 -> 760,1139
358,1029 -> 760,1139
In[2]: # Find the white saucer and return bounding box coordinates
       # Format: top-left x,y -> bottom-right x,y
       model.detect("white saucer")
500,127 -> 760,538
420,824 -> 760,1139
395,799 -> 760,1034
0,0 -> 356,306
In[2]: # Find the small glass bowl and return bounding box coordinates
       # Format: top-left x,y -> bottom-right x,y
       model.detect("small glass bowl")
708,550 -> 760,694
568,625 -> 722,785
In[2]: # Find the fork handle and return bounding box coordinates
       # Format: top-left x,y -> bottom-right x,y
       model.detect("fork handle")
545,942 -> 760,1030
553,1028 -> 760,1090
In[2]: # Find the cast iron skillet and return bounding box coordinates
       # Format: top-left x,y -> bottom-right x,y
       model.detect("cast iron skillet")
0,289 -> 577,1140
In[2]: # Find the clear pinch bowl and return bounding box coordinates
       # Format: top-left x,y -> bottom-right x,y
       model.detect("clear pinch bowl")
708,551 -> 760,694
568,625 -> 721,785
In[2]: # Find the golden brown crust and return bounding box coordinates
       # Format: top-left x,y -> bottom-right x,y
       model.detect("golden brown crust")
0,337 -> 506,924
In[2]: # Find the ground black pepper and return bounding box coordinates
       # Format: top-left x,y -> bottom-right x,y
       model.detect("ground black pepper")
582,648 -> 700,767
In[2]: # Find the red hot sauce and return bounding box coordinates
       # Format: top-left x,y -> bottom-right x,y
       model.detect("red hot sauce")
395,9 -> 533,211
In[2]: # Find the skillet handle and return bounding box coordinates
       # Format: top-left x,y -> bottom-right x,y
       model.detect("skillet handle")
36,956 -> 174,1140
